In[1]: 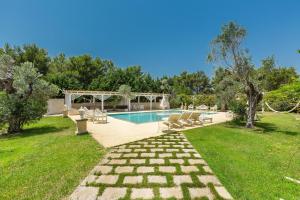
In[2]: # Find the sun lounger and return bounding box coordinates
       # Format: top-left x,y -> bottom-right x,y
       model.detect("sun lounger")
187,112 -> 203,125
163,114 -> 183,129
179,112 -> 193,126
200,113 -> 213,123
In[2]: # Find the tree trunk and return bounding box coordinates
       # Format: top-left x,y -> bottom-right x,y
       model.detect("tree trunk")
245,85 -> 262,128
7,117 -> 22,134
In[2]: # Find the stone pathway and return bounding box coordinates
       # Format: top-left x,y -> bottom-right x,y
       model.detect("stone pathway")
70,132 -> 233,200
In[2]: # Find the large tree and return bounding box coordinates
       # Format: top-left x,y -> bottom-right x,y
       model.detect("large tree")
0,43 -> 50,75
208,22 -> 263,128
0,54 -> 58,134
258,56 -> 298,91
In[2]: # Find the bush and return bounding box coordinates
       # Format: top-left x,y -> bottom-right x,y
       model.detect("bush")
264,80 -> 300,112
229,99 -> 247,120
194,94 -> 216,107
0,55 -> 58,134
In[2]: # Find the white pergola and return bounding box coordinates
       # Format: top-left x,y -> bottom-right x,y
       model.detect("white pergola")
64,90 -> 170,111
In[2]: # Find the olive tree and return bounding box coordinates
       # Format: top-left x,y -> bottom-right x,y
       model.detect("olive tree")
118,85 -> 135,111
0,54 -> 58,134
208,22 -> 263,128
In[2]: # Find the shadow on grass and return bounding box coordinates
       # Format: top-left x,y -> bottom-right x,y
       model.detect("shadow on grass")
0,125 -> 70,140
225,119 -> 299,136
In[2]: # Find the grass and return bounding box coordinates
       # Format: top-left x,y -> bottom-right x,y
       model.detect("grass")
184,112 -> 300,200
0,116 -> 106,200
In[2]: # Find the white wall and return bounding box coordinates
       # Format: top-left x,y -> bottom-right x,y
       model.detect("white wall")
46,99 -> 65,115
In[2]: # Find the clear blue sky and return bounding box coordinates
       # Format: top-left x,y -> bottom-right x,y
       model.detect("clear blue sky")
0,0 -> 299,77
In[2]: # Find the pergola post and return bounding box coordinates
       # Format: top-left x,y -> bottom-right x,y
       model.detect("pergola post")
128,98 -> 131,111
92,96 -> 95,110
65,93 -> 72,110
101,95 -> 104,111
150,95 -> 152,110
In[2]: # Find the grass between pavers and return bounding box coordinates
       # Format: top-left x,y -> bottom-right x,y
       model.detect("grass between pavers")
0,116 -> 106,200
87,132 -> 218,199
184,112 -> 300,200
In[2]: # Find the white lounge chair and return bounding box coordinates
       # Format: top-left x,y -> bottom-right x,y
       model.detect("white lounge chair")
163,114 -> 183,130
196,104 -> 209,111
179,112 -> 193,126
83,107 -> 94,120
210,105 -> 218,112
200,113 -> 213,123
188,104 -> 194,110
187,112 -> 203,125
93,109 -> 107,124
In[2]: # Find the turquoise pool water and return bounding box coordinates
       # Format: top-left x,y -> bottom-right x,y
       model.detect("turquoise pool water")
109,110 -> 183,124
109,110 -> 216,124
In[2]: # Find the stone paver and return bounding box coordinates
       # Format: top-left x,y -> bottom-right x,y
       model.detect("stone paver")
137,166 -> 155,173
188,159 -> 207,165
122,153 -> 138,158
160,187 -> 183,199
149,158 -> 165,164
176,153 -> 191,158
169,158 -> 185,164
203,166 -> 213,174
108,159 -> 127,165
141,152 -> 155,157
188,187 -> 214,200
70,132 -> 232,200
198,175 -> 221,185
91,165 -> 113,174
129,159 -> 146,164
173,175 -> 193,185
81,175 -> 97,185
108,153 -> 122,158
148,175 -> 167,184
115,166 -> 134,173
215,186 -> 233,199
131,188 -> 154,199
159,153 -> 173,158
123,176 -> 143,184
96,175 -> 119,184
98,187 -> 127,200
181,165 -> 199,173
70,186 -> 98,200
159,166 -> 176,173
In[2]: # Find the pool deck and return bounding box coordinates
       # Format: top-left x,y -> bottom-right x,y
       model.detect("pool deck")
69,111 -> 232,148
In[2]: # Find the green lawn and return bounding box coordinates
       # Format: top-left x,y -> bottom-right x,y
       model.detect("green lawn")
0,117 -> 106,200
184,113 -> 300,200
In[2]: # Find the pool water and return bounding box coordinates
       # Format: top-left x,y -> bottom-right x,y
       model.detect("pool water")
109,110 -> 183,124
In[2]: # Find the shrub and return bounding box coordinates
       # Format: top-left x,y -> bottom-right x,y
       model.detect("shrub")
0,55 -> 58,134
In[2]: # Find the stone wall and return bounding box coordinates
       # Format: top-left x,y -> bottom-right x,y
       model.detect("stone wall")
46,99 -> 65,115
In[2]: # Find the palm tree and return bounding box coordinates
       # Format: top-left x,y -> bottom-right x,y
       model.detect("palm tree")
118,85 -> 135,111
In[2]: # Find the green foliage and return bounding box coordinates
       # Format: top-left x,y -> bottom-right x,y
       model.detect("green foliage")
193,94 -> 216,107
0,43 -> 50,75
0,55 -> 58,133
229,99 -> 247,120
258,56 -> 298,91
264,80 -> 300,112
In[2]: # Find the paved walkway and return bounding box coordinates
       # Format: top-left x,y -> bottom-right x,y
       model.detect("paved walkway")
69,112 -> 231,147
70,132 -> 233,200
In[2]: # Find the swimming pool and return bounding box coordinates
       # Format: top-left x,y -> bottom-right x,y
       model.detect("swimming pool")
109,110 -> 183,124
109,110 -> 216,124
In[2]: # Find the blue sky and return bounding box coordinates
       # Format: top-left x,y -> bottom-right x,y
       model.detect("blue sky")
0,0 -> 299,77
